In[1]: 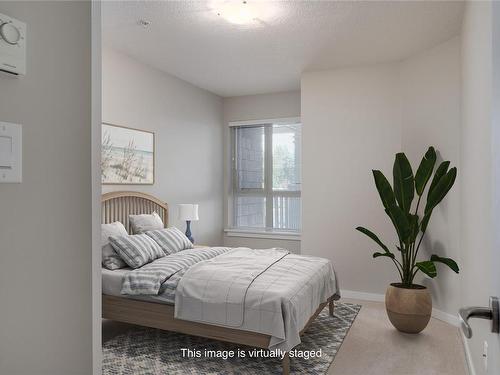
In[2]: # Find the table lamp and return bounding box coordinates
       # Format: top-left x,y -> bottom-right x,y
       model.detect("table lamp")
178,204 -> 199,243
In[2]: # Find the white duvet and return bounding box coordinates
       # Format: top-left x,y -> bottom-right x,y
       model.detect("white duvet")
174,247 -> 340,351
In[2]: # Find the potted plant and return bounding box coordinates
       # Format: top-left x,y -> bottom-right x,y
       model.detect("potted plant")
356,147 -> 459,333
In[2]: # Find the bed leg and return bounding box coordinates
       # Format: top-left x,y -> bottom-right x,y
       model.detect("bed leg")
282,352 -> 290,375
329,298 -> 334,317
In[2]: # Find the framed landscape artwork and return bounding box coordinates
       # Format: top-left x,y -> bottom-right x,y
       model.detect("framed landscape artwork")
101,123 -> 155,185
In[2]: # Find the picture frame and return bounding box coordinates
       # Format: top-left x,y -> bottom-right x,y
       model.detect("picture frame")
101,122 -> 155,185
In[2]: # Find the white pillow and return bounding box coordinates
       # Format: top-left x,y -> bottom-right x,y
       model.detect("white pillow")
129,212 -> 164,234
101,221 -> 128,270
145,227 -> 194,255
109,233 -> 165,269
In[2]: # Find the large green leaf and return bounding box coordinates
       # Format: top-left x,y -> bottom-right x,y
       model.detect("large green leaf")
372,170 -> 396,210
430,255 -> 459,273
393,153 -> 414,213
356,227 -> 391,254
373,252 -> 395,259
428,161 -> 450,198
408,213 -> 419,242
425,167 -> 457,214
385,205 -> 410,242
416,261 -> 437,278
420,211 -> 431,232
415,147 -> 436,196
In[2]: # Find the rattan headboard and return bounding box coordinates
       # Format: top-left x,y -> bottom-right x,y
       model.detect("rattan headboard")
102,191 -> 168,233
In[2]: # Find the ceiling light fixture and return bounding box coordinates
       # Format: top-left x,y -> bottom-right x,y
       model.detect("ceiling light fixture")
212,0 -> 277,26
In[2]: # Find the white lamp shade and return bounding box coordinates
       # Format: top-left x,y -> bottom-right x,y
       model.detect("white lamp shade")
178,204 -> 199,221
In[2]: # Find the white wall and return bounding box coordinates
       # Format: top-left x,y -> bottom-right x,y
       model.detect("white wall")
222,91 -> 301,122
400,37 -> 462,316
102,48 -> 224,245
301,63 -> 402,293
222,91 -> 301,253
301,38 -> 462,316
0,2 -> 93,374
460,2 -> 496,374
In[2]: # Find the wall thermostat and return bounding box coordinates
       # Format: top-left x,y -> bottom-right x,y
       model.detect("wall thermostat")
0,12 -> 26,76
0,121 -> 22,183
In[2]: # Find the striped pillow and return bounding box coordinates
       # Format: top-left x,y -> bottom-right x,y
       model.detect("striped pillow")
146,227 -> 194,255
101,221 -> 128,270
109,234 -> 165,269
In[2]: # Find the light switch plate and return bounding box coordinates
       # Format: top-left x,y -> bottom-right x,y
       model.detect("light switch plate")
0,121 -> 22,183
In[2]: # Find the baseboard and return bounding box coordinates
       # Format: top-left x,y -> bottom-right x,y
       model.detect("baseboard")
340,289 -> 385,302
431,308 -> 460,326
460,331 -> 476,375
340,289 -> 460,326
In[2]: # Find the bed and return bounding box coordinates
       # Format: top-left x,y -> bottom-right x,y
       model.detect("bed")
101,191 -> 339,374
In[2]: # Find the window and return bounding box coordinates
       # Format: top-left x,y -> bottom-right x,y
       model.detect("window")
230,119 -> 301,233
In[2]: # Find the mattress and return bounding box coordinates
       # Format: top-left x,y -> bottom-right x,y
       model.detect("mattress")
102,267 -> 174,305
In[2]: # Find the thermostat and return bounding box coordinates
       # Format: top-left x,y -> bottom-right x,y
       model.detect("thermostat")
0,12 -> 26,76
0,122 -> 22,183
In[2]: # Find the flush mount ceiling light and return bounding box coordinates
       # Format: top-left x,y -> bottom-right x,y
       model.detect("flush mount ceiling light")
211,0 -> 278,26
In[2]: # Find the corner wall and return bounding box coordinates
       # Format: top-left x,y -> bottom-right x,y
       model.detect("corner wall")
102,48 -> 224,245
301,37 -> 462,316
0,2 -> 93,374
400,36 -> 462,316
301,63 -> 403,294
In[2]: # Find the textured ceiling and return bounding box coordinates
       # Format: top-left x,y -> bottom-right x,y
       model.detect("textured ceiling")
102,1 -> 464,97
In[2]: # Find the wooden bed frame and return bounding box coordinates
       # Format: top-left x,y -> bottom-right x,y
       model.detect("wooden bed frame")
102,191 -> 335,375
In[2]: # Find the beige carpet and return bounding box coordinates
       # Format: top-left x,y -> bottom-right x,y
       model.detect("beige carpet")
327,298 -> 468,375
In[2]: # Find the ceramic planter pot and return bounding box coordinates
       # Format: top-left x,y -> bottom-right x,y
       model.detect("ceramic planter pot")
385,283 -> 432,333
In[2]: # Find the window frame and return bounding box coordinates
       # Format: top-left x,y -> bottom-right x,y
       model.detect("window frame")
229,117 -> 301,233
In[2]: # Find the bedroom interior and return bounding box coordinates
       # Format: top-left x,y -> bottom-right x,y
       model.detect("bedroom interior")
0,1 -> 500,375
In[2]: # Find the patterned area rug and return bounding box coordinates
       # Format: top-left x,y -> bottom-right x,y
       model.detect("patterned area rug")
103,302 -> 361,375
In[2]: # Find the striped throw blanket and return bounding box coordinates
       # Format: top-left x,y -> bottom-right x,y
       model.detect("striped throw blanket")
121,247 -> 232,295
